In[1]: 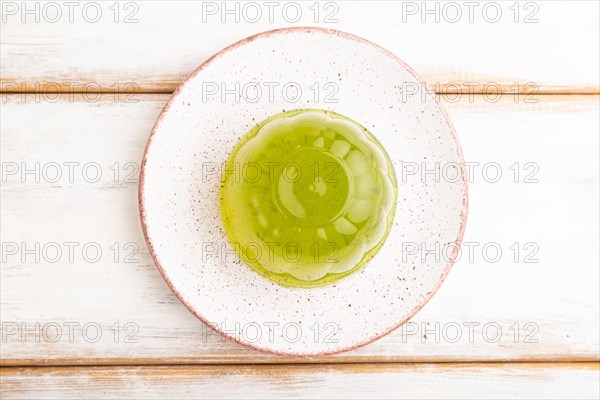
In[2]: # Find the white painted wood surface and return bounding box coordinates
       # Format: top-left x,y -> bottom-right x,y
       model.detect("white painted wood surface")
1,2 -> 599,396
1,94 -> 598,364
1,1 -> 599,93
1,363 -> 599,399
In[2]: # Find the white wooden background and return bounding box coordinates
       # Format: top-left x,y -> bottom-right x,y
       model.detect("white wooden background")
1,1 -> 599,398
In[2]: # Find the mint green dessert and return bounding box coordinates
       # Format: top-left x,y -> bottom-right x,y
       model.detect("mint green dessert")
220,109 -> 397,288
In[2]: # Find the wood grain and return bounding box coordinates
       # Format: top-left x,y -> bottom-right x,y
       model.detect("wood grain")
1,94 -> 598,365
1,362 -> 599,399
1,1 -> 598,94
2,4 -> 598,397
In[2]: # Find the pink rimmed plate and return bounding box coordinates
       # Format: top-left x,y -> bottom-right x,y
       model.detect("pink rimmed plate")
139,27 -> 468,356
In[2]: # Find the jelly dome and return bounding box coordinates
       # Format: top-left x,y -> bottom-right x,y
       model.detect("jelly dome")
220,109 -> 397,288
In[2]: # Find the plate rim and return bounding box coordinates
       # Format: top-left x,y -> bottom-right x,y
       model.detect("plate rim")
138,26 -> 469,357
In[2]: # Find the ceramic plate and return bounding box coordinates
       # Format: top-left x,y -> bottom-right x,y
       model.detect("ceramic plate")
139,27 -> 468,356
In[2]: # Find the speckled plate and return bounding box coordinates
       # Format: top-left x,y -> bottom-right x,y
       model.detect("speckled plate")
139,27 -> 468,356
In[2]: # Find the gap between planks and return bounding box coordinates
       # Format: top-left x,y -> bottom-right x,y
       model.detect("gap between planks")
1,360 -> 599,369
2,355 -> 599,368
0,361 -> 598,373
1,89 -> 599,95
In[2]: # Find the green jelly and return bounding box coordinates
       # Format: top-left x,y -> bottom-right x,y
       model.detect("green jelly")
220,109 -> 397,288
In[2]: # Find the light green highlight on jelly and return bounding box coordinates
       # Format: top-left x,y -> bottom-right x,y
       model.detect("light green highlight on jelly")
219,109 -> 397,288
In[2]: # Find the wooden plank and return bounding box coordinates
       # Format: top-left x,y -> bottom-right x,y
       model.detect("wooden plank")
1,1 -> 598,93
1,363 -> 598,399
1,94 -> 598,365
